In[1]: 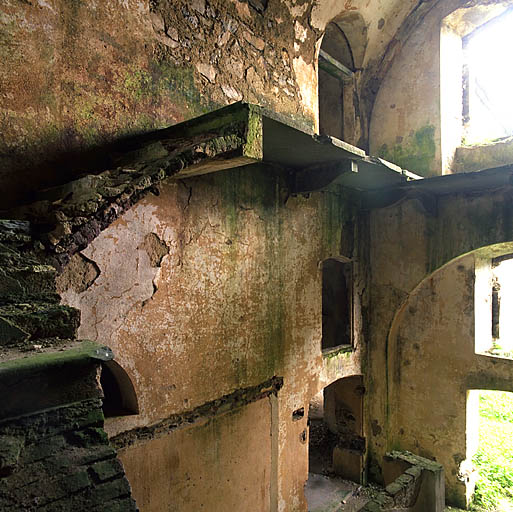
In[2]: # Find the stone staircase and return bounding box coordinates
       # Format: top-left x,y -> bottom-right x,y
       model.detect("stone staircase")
0,219 -> 79,352
0,219 -> 138,511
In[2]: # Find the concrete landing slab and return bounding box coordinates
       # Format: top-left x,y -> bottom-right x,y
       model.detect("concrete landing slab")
305,473 -> 370,512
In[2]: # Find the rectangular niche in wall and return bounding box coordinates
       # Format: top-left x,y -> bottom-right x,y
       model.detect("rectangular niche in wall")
322,257 -> 353,352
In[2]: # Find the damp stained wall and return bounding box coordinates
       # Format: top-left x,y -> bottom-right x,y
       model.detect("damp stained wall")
369,1 -> 451,177
386,254 -> 475,507
119,400 -> 272,512
0,0 -> 317,208
366,186 -> 513,507
58,164 -> 364,511
368,0 -> 513,178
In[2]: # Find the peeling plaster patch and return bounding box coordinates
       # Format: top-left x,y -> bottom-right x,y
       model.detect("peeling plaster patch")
293,56 -> 317,126
196,62 -> 217,83
294,21 -> 307,43
60,203 -> 165,344
139,233 -> 169,268
56,253 -> 100,294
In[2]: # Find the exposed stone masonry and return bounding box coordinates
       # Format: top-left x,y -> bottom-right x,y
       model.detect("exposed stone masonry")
0,220 -> 137,511
0,400 -> 136,512
12,105 -> 252,270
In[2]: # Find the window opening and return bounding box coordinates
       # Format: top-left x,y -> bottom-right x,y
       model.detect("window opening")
467,390 -> 513,509
462,8 -> 513,144
318,22 -> 355,141
489,255 -> 513,358
322,258 -> 353,352
475,254 -> 513,360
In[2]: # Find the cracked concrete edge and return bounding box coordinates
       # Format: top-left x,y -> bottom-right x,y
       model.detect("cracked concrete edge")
111,376 -> 284,450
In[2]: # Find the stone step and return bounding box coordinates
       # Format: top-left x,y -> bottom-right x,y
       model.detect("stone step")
0,265 -> 58,302
0,220 -> 33,246
0,303 -> 80,347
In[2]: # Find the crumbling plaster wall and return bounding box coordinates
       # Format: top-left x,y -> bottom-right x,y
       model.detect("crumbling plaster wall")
366,185 -> 513,507
1,0 -> 466,208
58,165 -> 364,511
0,0 -> 316,208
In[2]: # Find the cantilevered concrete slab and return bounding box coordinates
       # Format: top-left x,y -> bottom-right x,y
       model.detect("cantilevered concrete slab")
364,164 -> 513,209
112,102 -> 414,191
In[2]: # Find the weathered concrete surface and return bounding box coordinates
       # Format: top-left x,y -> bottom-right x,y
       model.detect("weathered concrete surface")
59,164 -> 363,510
369,0 -> 513,177
119,399 -> 272,512
365,180 -> 513,507
369,1 -> 447,177
453,138 -> 513,173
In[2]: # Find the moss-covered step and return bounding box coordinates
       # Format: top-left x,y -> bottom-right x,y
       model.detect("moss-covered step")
0,303 -> 80,346
0,340 -> 114,421
0,264 -> 57,304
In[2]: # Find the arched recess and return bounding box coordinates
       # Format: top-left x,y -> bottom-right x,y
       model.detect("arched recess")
317,13 -> 366,145
384,243 -> 513,507
100,360 -> 139,418
307,375 -> 365,485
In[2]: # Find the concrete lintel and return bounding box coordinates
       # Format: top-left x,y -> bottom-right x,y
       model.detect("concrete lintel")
466,354 -> 513,392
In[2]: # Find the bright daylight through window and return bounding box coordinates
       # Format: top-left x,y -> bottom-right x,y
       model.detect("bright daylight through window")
464,8 -> 513,144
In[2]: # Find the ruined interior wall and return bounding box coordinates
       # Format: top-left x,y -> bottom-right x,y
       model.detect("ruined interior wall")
369,4 -> 448,177
366,186 -> 513,507
58,165 -> 362,510
387,255 -> 475,506
0,0 -> 319,209
119,399 -> 272,512
368,0 -> 513,177
2,0 -> 473,210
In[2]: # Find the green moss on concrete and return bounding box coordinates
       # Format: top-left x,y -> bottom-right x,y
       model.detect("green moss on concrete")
378,125 -> 436,177
0,340 -> 111,374
244,106 -> 263,160
152,62 -> 220,119
323,345 -> 353,359
123,68 -> 153,101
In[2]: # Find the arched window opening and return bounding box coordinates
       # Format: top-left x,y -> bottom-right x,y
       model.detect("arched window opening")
318,22 -> 355,142
100,360 -> 139,418
322,257 -> 353,352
